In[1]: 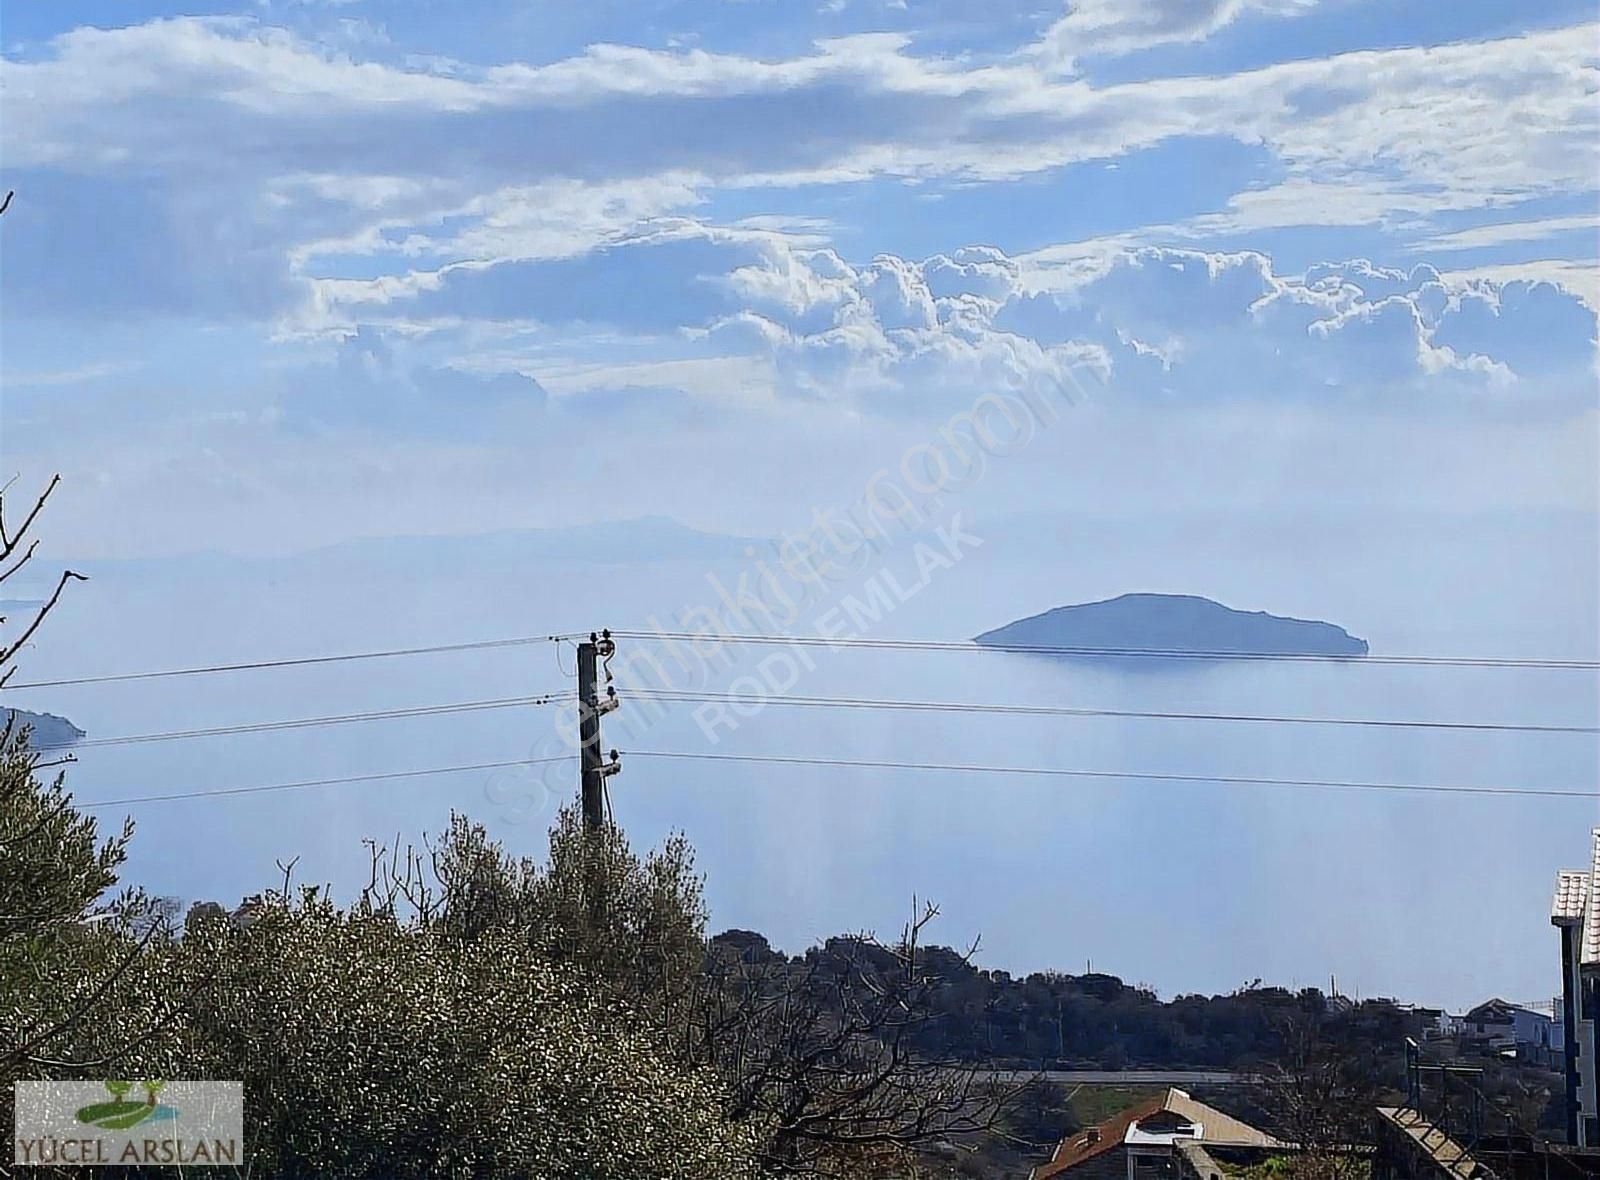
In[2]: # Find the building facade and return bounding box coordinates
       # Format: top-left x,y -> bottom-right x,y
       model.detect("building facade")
1552,828 -> 1600,1147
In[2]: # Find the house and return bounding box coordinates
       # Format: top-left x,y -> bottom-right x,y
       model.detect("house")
1505,1002 -> 1560,1061
1458,998 -> 1557,1062
1430,1011 -> 1464,1040
1408,1006 -> 1445,1040
1030,1089 -> 1282,1180
1551,827 -> 1600,1148
1461,998 -> 1516,1049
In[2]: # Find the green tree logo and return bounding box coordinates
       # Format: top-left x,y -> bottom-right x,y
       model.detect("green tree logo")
76,1079 -> 178,1130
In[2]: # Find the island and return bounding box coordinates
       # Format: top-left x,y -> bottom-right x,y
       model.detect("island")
974,593 -> 1368,658
3,709 -> 86,749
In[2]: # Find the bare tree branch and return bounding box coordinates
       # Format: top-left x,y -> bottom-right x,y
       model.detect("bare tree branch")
0,473 -> 61,561
684,899 -> 1030,1174
0,567 -> 88,684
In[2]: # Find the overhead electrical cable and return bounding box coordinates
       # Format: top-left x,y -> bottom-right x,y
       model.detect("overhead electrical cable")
4,635 -> 571,691
34,692 -> 572,752
80,755 -> 577,810
625,748 -> 1598,801
628,687 -> 1599,735
7,626 -> 1598,691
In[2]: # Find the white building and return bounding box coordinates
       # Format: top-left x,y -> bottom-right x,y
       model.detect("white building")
1551,828 -> 1600,1147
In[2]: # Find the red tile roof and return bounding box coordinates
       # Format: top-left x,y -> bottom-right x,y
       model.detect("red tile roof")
1032,1088 -> 1280,1180
1033,1094 -> 1168,1180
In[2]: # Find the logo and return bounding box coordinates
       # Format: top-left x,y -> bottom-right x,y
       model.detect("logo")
74,1079 -> 178,1131
14,1080 -> 242,1167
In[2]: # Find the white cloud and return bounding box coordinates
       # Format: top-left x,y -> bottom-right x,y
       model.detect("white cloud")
434,227 -> 1590,407
1442,260 -> 1600,311
1408,214 -> 1600,254
5,18 -> 1594,240
698,240 -> 1597,404
1040,0 -> 1320,64
2,361 -> 139,387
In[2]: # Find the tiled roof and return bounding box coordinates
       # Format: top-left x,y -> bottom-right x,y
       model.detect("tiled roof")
1553,869 -> 1589,923
1034,1094 -> 1164,1180
1032,1089 -> 1279,1180
1585,829 -> 1600,966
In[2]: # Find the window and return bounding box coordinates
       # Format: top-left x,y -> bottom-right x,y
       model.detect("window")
1585,1117 -> 1600,1147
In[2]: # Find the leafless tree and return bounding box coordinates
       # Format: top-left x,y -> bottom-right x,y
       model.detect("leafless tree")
0,473 -> 87,692
1251,1010 -> 1384,1180
681,897 -> 1032,1176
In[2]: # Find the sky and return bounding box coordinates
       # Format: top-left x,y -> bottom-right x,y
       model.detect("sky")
0,1 -> 1598,1008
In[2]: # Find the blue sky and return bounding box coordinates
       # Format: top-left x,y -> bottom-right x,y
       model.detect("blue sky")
1,1 -> 1597,1001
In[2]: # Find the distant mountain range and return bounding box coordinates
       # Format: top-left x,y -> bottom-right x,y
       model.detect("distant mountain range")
4,709 -> 85,749
975,593 -> 1368,658
294,515 -> 764,568
62,516 -> 765,579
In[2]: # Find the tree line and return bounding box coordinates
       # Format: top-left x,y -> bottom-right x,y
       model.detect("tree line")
705,929 -> 1428,1071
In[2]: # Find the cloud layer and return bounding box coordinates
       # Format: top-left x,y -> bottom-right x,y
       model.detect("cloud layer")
2,14 -> 1594,333
316,224 -> 1597,411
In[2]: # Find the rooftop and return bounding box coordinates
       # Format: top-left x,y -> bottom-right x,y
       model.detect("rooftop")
1550,829 -> 1600,968
1032,1089 -> 1280,1180
1554,870 -> 1589,924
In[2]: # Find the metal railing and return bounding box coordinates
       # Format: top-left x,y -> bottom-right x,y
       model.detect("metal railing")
1397,1037 -> 1592,1180
1402,1036 -> 1489,1160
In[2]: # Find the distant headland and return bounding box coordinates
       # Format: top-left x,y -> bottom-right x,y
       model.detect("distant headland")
974,593 -> 1368,659
3,709 -> 86,749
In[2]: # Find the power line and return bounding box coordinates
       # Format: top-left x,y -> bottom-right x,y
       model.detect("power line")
3,635 -> 575,691
630,688 -> 1599,735
80,755 -> 576,810
608,629 -> 1600,670
35,692 -> 573,753
6,624 -> 1595,693
626,748 -> 1599,800
64,744 -> 1595,813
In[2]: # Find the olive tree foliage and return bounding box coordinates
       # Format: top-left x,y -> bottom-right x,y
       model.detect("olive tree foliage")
406,805 -> 707,1007
156,889 -> 760,1180
0,733 -> 169,1081
383,810 -> 1028,1177
4,797 -> 761,1179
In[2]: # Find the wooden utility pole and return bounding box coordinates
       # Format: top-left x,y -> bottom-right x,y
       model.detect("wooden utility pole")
577,631 -> 619,831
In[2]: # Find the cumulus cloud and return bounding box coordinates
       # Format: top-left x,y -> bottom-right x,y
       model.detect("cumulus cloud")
694,240 -> 1598,405
1430,280 -> 1599,379
321,215 -> 1597,411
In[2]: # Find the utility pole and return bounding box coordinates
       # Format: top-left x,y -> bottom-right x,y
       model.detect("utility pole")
577,630 -> 620,831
